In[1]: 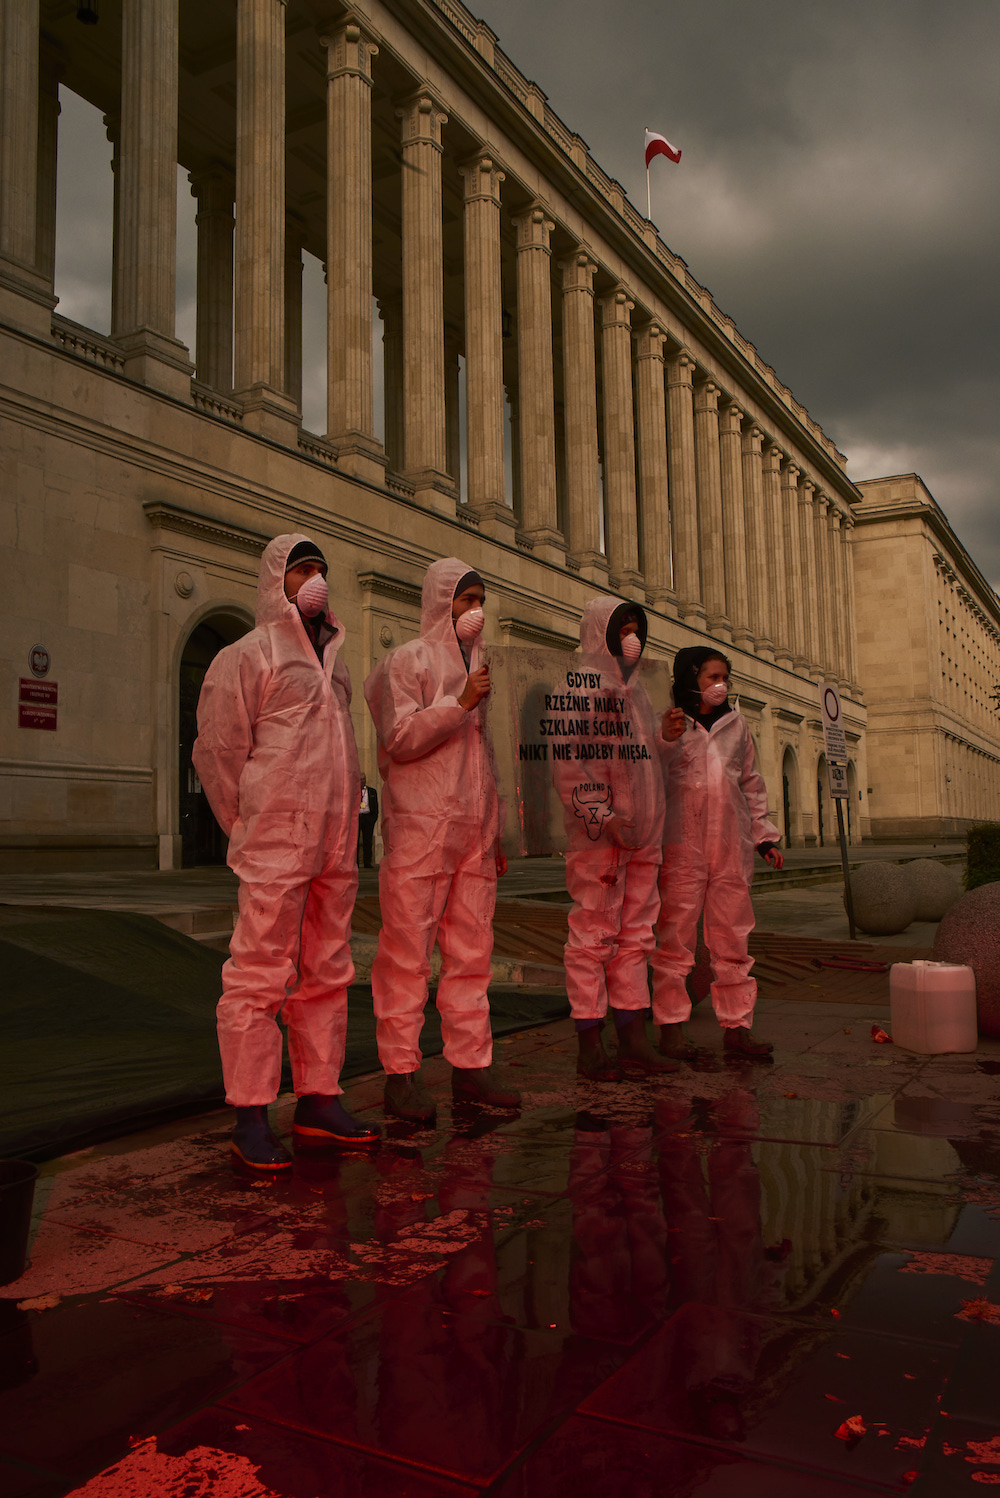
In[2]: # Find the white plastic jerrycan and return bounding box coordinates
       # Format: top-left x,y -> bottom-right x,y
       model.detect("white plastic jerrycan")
889,960 -> 977,1055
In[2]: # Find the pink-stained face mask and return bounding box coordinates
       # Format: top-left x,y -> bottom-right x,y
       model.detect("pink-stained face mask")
296,572 -> 329,618
620,632 -> 642,663
701,681 -> 728,707
455,606 -> 485,642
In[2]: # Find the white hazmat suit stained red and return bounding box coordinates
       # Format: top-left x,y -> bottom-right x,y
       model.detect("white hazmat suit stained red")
651,646 -> 781,1056
193,533 -> 379,1166
364,558 -> 520,1121
555,600 -> 674,1079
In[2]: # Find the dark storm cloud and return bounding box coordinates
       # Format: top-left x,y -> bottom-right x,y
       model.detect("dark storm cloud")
474,0 -> 1000,588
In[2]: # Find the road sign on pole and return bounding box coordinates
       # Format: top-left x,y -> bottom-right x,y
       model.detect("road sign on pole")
820,681 -> 847,761
827,762 -> 849,800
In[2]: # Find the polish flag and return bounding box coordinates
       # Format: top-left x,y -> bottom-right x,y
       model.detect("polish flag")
644,129 -> 682,167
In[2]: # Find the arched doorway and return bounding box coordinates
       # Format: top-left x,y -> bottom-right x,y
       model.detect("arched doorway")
179,613 -> 252,866
781,746 -> 798,847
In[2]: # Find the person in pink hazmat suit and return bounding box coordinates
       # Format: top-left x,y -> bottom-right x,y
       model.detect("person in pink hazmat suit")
193,534 -> 380,1169
556,600 -> 677,1081
652,646 -> 783,1060
364,559 -> 521,1124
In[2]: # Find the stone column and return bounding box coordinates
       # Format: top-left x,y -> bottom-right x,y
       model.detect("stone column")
379,295 -> 403,473
35,39 -> 62,289
781,461 -> 808,669
560,249 -> 605,580
105,113 -> 121,335
113,0 -> 192,395
634,321 -> 672,605
0,0 -> 52,335
513,205 -> 562,560
444,325 -> 462,487
399,92 -> 450,505
284,211 -> 305,411
842,514 -> 861,690
190,167 -> 235,391
666,349 -> 703,624
693,380 -> 729,635
719,404 -> 751,646
741,425 -> 773,657
763,443 -> 791,664
234,0 -> 297,439
799,480 -> 822,678
813,495 -> 834,679
322,22 -> 382,478
460,153 -> 512,534
828,507 -> 850,689
599,287 -> 642,596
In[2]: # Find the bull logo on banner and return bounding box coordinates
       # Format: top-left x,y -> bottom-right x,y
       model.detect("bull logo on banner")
572,782 -> 614,840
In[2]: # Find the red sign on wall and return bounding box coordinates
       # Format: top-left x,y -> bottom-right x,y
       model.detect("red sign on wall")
19,679 -> 58,705
19,704 -> 57,731
18,679 -> 57,729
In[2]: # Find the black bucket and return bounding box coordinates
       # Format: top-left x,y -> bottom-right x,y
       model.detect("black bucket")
0,1160 -> 39,1286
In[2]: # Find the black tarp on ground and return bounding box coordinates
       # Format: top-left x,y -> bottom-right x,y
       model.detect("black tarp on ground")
0,906 -> 568,1163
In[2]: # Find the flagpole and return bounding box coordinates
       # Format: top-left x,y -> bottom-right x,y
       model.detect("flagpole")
646,166 -> 651,221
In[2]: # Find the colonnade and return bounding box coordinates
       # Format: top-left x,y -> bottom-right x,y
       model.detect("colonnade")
1,0 -> 859,689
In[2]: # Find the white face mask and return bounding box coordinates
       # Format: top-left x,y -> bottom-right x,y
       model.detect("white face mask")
620,632 -> 642,663
455,606 -> 485,642
296,573 -> 329,618
701,680 -> 728,707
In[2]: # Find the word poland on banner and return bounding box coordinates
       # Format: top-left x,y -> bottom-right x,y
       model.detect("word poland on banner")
644,129 -> 682,166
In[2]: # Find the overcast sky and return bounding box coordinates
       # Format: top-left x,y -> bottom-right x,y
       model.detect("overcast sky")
54,0 -> 999,592
472,0 -> 1000,593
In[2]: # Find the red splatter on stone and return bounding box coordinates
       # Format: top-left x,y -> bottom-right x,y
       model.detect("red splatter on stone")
899,1252 -> 991,1286
835,1415 -> 866,1441
830,1308 -> 842,1319
896,1435 -> 926,1450
971,1476 -> 1000,1485
825,1394 -> 846,1403
958,1298 -> 1000,1325
967,1436 -> 1000,1465
901,1474 -> 918,1487
870,1025 -> 892,1044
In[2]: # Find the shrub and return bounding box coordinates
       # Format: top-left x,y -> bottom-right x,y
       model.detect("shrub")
965,824 -> 1000,891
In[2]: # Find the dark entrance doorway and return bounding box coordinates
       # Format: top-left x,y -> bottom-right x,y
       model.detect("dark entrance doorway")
179,614 -> 251,867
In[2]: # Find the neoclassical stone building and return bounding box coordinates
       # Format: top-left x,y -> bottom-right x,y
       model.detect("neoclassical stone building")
853,475 -> 1000,839
1,0 -> 867,870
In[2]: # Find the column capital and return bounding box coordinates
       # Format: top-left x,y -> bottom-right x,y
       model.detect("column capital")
558,247 -> 597,292
719,402 -> 744,435
693,379 -> 721,413
634,320 -> 665,360
665,347 -> 696,386
397,90 -> 448,148
741,424 -> 764,455
763,443 -> 784,471
599,285 -> 634,326
782,460 -> 801,486
512,204 -> 555,251
189,163 -> 236,212
321,21 -> 378,84
815,491 -> 832,516
800,477 -> 816,500
459,153 -> 504,203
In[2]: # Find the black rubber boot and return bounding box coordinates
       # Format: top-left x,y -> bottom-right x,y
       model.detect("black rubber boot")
384,1071 -> 438,1125
723,1026 -> 774,1058
451,1066 -> 522,1108
659,1022 -> 700,1061
292,1094 -> 381,1144
576,1024 -> 622,1082
231,1105 -> 292,1170
614,1012 -> 681,1074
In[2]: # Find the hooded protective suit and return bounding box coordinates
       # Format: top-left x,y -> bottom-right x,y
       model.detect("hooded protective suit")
556,599 -> 666,1019
193,533 -> 361,1105
364,558 -> 500,1074
651,647 -> 779,1029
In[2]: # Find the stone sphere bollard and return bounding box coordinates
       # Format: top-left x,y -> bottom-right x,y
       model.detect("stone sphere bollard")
848,861 -> 917,936
905,859 -> 964,922
933,882 -> 1000,1039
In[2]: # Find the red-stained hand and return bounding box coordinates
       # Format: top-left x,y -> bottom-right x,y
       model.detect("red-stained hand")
459,666 -> 490,711
495,844 -> 508,877
662,707 -> 687,742
763,848 -> 784,870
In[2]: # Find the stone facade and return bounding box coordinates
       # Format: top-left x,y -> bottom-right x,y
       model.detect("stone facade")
853,475 -> 1000,839
1,0 -> 868,870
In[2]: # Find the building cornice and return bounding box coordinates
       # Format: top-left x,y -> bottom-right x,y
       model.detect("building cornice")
143,500 -> 271,555
497,617 -> 579,651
